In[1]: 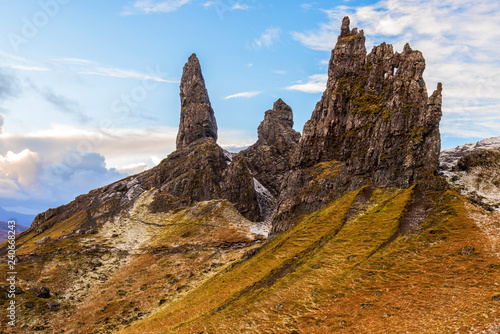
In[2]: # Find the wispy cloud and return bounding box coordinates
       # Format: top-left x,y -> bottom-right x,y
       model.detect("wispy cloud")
78,67 -> 176,82
286,74 -> 327,93
122,0 -> 192,15
2,64 -> 49,72
203,1 -> 250,10
224,91 -> 261,99
0,115 -> 4,134
0,49 -> 49,72
0,70 -> 19,99
49,58 -> 176,83
41,88 -> 90,123
250,27 -> 281,49
0,50 -> 27,62
51,58 -> 96,65
292,0 -> 500,138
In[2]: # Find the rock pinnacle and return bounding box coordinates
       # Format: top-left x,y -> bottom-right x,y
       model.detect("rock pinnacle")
176,53 -> 218,150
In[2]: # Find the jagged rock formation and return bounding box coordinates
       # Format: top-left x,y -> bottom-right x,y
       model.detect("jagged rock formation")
272,17 -> 443,233
176,53 -> 218,150
440,137 -> 500,211
238,99 -> 300,197
440,136 -> 500,170
296,17 -> 442,184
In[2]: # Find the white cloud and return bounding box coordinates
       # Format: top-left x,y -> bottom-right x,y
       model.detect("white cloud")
117,162 -> 148,175
291,0 -> 500,138
224,91 -> 262,99
203,1 -> 250,11
232,3 -> 249,10
0,150 -> 41,191
250,27 -> 281,49
273,70 -> 287,75
0,115 -> 3,134
122,0 -> 192,15
0,148 -> 126,213
300,3 -> 313,10
286,74 -> 327,94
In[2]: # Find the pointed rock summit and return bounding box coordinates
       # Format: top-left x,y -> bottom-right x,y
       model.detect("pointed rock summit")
239,99 -> 300,197
176,53 -> 218,150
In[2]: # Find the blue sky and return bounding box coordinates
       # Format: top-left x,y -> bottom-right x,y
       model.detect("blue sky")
0,0 -> 499,215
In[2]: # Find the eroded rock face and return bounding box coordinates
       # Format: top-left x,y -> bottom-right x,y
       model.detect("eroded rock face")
271,17 -> 443,234
239,99 -> 300,197
221,155 -> 260,221
295,17 -> 442,186
176,53 -> 218,150
441,146 -> 500,211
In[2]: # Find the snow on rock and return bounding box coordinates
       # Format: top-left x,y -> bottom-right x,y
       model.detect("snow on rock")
223,149 -> 233,165
253,177 -> 275,219
440,137 -> 500,170
440,137 -> 500,212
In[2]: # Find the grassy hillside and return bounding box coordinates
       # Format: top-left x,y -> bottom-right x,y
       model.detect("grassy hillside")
119,186 -> 500,334
1,184 -> 499,333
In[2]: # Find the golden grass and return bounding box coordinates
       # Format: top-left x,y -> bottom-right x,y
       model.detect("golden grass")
119,187 -> 500,334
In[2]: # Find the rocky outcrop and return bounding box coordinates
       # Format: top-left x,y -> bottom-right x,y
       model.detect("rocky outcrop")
176,53 -> 218,150
440,138 -> 500,211
296,17 -> 442,185
148,137 -> 229,213
440,137 -> 500,170
221,156 -> 260,221
271,17 -> 443,233
239,99 -> 300,197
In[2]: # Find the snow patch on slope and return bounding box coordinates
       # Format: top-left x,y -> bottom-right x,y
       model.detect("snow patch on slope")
251,177 -> 274,237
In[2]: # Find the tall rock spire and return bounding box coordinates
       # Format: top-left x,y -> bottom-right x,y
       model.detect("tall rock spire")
176,53 -> 218,150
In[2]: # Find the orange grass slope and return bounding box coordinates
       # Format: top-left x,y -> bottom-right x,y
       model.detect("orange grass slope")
120,186 -> 500,334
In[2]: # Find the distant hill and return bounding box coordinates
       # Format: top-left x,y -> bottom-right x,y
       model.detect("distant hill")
0,221 -> 29,243
0,207 -> 35,227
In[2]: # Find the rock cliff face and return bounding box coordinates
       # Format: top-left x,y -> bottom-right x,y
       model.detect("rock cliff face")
271,17 -> 443,233
239,99 -> 300,197
296,17 -> 442,185
176,54 -> 218,150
